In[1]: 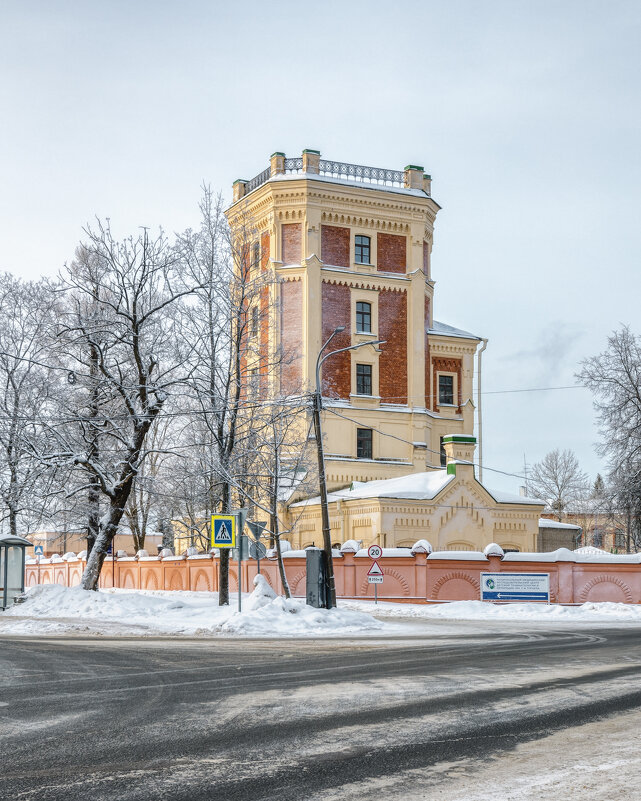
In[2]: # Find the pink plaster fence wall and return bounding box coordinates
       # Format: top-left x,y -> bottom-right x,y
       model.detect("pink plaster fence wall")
24,547 -> 641,605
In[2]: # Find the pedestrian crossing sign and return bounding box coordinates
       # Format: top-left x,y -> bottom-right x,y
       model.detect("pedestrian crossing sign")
211,515 -> 236,548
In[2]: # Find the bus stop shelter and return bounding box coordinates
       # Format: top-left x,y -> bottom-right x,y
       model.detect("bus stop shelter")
0,534 -> 30,610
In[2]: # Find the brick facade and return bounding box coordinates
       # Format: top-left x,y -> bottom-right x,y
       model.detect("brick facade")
432,357 -> 462,411
280,279 -> 303,394
377,233 -> 406,273
281,223 -> 301,265
379,289 -> 407,404
261,231 -> 270,271
321,281 -> 351,398
321,225 -> 350,268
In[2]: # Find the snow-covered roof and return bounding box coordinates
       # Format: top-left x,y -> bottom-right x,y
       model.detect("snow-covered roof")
277,468 -> 308,502
487,488 -> 546,506
291,468 -> 546,508
574,545 -> 609,555
539,518 -> 582,530
267,171 -> 430,199
429,320 -> 482,341
291,470 -> 455,506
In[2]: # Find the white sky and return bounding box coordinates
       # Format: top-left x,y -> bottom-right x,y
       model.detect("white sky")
1,0 -> 640,493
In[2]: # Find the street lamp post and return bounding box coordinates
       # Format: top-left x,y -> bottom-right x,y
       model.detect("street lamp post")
313,327 -> 385,608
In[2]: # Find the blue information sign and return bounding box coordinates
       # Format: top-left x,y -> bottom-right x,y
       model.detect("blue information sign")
481,572 -> 550,602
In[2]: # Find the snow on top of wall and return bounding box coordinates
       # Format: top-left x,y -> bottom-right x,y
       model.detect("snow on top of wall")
428,551 -> 489,561
503,548 -> 576,562
354,548 -> 412,558
504,548 -> 641,563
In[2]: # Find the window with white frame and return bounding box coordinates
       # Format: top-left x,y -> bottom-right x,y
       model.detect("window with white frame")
355,301 -> 371,333
357,427 -> 373,459
355,235 -> 371,264
356,363 -> 372,395
438,374 -> 454,405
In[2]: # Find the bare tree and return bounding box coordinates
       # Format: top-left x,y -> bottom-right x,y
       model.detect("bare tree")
0,275 -> 59,537
528,448 -> 588,520
578,326 -> 641,546
47,221 -> 195,589
176,189 -> 280,604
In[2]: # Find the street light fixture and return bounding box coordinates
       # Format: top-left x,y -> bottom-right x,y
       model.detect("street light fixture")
312,327 -> 385,608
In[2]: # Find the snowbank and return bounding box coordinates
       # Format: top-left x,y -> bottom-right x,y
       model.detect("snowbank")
0,576 -> 383,638
341,598 -> 641,624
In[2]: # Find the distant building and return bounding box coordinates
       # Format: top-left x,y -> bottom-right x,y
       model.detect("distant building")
537,518 -> 581,552
27,527 -> 162,558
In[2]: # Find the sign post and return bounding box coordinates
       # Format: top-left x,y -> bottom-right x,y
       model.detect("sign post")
35,544 -> 43,585
247,520 -> 268,574
211,511 -> 245,611
480,573 -> 550,603
367,545 -> 384,605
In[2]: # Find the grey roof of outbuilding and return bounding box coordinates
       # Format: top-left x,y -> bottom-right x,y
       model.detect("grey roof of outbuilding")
0,534 -> 32,546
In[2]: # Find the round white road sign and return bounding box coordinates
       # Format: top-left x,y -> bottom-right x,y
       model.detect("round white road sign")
368,544 -> 383,559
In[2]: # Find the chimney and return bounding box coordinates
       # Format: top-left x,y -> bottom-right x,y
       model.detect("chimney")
442,434 -> 476,477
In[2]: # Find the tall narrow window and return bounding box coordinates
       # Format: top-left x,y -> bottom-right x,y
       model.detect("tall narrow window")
357,428 -> 373,459
355,301 -> 371,333
438,374 -> 454,405
355,235 -> 371,264
252,241 -> 260,269
251,306 -> 259,337
250,368 -> 259,396
440,436 -> 447,467
356,364 -> 372,395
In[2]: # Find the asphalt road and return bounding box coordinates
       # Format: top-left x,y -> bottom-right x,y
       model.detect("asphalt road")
2,624 -> 641,800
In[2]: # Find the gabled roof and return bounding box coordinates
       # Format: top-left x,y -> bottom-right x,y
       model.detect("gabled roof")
291,468 -> 544,507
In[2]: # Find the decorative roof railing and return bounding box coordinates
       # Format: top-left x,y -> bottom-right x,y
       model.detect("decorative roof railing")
284,157 -> 303,172
318,160 -> 405,187
238,153 -> 430,199
245,167 -> 271,194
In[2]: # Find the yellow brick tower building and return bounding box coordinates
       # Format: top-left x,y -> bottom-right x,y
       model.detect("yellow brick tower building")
226,149 -> 483,492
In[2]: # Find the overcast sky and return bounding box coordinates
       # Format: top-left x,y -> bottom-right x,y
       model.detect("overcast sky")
1,0 -> 640,493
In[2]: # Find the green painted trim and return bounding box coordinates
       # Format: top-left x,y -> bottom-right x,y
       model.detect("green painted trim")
424,174 -> 432,180
303,149 -> 321,154
233,179 -> 249,185
447,463 -> 457,475
442,435 -> 476,444
270,151 -> 285,157
404,164 -> 424,171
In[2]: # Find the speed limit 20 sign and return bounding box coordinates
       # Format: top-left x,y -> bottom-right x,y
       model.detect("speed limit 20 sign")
368,544 -> 383,559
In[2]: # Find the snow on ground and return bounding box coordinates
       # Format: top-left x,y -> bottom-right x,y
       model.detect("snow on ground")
341,598 -> 641,624
0,576 -> 383,638
5,577 -> 641,638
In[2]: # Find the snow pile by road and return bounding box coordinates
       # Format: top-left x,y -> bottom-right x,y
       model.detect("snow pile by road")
0,576 -> 383,638
342,598 -> 641,624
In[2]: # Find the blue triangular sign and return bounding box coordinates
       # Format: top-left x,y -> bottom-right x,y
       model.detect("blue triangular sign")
217,521 -> 232,542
